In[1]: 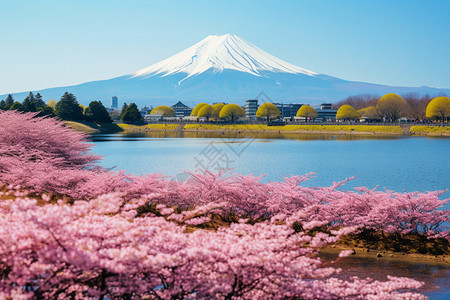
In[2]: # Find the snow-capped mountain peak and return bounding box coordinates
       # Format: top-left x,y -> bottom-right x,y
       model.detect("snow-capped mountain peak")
6,34 -> 448,107
132,34 -> 318,81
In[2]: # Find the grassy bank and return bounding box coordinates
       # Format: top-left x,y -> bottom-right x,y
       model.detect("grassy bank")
184,124 -> 405,134
67,122 -> 449,137
411,125 -> 450,136
118,123 -> 179,131
65,121 -> 123,134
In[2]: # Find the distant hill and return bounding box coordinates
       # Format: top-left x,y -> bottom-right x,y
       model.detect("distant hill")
3,34 -> 449,107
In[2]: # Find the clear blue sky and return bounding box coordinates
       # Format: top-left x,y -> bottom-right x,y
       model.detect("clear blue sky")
1,0 -> 449,95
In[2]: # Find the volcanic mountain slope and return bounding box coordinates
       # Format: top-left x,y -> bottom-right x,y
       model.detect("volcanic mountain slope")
3,34 -> 449,106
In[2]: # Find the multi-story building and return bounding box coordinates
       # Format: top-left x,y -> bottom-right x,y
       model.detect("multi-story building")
111,96 -> 118,109
316,103 -> 337,121
139,105 -> 153,117
273,103 -> 303,119
244,99 -> 258,118
171,101 -> 192,117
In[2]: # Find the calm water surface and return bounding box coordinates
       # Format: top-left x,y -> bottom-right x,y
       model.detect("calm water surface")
91,133 -> 449,299
91,133 -> 449,193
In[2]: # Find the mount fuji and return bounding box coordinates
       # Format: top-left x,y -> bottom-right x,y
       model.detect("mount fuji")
4,34 -> 449,106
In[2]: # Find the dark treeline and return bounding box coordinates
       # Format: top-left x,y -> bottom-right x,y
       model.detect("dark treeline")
0,92 -> 113,124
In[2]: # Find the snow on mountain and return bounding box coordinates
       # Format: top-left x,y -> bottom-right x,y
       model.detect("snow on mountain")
132,34 -> 318,83
3,34 -> 449,106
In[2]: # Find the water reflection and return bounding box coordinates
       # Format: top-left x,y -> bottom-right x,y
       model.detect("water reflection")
90,133 -> 450,298
320,250 -> 449,299
91,131 -> 404,141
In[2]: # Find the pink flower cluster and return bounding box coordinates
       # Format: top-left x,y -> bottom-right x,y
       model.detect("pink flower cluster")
0,189 -> 425,299
0,110 -> 447,298
1,111 -> 447,238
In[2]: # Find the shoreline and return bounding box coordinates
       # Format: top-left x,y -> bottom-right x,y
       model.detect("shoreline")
320,245 -> 450,266
65,122 -> 450,137
115,123 -> 450,137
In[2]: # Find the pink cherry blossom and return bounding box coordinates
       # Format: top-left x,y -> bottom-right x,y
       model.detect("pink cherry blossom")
0,110 -> 445,299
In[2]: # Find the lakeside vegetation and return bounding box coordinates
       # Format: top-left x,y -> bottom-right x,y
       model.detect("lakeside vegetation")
410,125 -> 450,135
2,91 -> 448,134
65,121 -> 122,134
0,110 -> 448,298
184,124 -> 406,134
118,123 -> 179,131
64,121 -> 450,136
95,123 -> 445,136
183,93 -> 449,124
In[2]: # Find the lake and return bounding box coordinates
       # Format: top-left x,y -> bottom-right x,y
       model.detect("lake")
91,133 -> 449,194
91,133 -> 450,299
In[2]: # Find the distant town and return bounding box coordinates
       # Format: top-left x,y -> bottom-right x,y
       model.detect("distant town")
1,91 -> 448,125
126,100 -> 337,123
107,94 -> 449,124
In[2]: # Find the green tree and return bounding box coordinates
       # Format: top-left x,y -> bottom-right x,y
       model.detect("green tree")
296,105 -> 318,120
219,104 -> 245,122
22,92 -> 37,112
256,103 -> 281,123
426,96 -> 450,122
0,100 -> 5,110
37,106 -> 56,118
197,104 -> 213,121
9,102 -> 24,111
120,102 -> 128,119
85,101 -> 112,123
336,105 -> 360,121
4,94 -> 14,110
376,93 -> 407,122
150,105 -> 175,117
34,93 -> 46,109
121,103 -> 143,123
211,103 -> 225,119
55,92 -> 84,121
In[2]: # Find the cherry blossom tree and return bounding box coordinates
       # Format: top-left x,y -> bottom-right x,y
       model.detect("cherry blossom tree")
0,110 -> 448,298
0,188 -> 426,299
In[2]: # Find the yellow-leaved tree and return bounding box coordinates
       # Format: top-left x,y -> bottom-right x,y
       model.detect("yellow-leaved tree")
336,105 -> 360,121
296,105 -> 318,120
47,99 -> 57,109
219,104 -> 245,122
150,106 -> 175,117
426,96 -> 450,122
256,103 -> 281,122
191,103 -> 208,116
197,104 -> 213,121
357,106 -> 378,119
376,93 -> 407,121
211,103 -> 225,120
